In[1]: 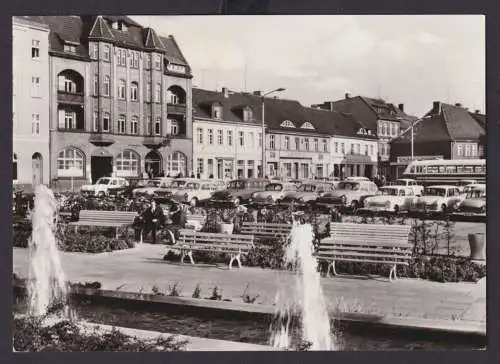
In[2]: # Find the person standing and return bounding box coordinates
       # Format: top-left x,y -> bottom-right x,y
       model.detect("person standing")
142,200 -> 165,244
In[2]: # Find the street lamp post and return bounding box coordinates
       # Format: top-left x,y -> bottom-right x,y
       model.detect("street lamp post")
261,87 -> 285,178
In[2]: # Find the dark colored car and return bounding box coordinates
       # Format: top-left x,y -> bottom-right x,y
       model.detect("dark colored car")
209,178 -> 268,207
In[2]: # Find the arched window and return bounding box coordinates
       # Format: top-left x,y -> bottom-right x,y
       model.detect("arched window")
103,75 -> 110,96
115,150 -> 140,177
166,151 -> 187,177
118,79 -> 126,100
57,148 -> 85,177
130,82 -> 138,101
13,153 -> 18,180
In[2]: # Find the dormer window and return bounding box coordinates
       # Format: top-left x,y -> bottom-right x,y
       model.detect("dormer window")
213,105 -> 222,119
301,122 -> 315,130
112,21 -> 128,31
357,128 -> 366,135
243,107 -> 252,121
63,43 -> 77,53
166,63 -> 187,74
281,120 -> 295,128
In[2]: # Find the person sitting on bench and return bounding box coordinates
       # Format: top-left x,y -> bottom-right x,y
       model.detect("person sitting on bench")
142,200 -> 165,244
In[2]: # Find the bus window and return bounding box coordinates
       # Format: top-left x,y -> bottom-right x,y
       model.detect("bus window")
438,166 -> 445,173
464,166 -> 474,174
446,166 -> 457,174
475,166 -> 483,173
416,166 -> 422,174
457,165 -> 464,173
428,166 -> 438,174
410,166 -> 416,173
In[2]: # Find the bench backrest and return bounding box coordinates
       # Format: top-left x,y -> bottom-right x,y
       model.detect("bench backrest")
178,229 -> 254,252
241,222 -> 292,238
186,214 -> 206,223
78,210 -> 137,224
329,222 -> 411,248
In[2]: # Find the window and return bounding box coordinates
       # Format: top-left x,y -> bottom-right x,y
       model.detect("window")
146,81 -> 151,102
154,83 -> 161,103
132,51 -> 139,68
58,110 -> 75,129
64,44 -> 77,53
243,108 -> 252,121
217,130 -> 223,145
90,43 -> 98,60
284,136 -> 290,150
103,113 -> 110,132
167,90 -> 179,104
154,117 -> 161,135
456,144 -> 463,156
322,139 -> 328,152
472,144 -> 477,156
169,119 -> 179,135
301,122 -> 315,129
103,45 -> 110,61
370,145 -> 374,155
351,143 -> 355,154
131,116 -> 139,134
213,106 -> 222,119
249,132 -> 254,147
239,131 -> 245,147
207,159 -> 214,176
31,113 -> 40,135
334,142 -> 338,153
269,135 -> 275,150
281,120 -> 295,128
305,138 -> 310,151
465,144 -> 471,157
144,54 -> 151,69
92,74 -> 98,96
356,144 -> 360,154
197,128 -> 203,144
208,129 -> 214,145
378,123 -> 383,136
57,148 -> 84,177
227,130 -> 233,146
341,143 -> 345,153
117,48 -> 126,66
258,132 -> 262,147
31,40 -> 40,59
31,77 -> 40,97
92,111 -> 98,132
115,150 -> 139,176
118,79 -> 126,100
103,76 -> 110,96
314,138 -> 319,151
197,158 -> 204,176
13,153 -> 18,180
118,115 -> 126,133
166,152 -> 187,176
154,54 -> 161,70
364,145 -> 368,156
130,82 -> 138,101
146,116 -> 152,135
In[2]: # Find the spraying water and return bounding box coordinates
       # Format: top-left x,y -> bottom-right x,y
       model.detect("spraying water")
27,185 -> 68,317
270,222 -> 334,350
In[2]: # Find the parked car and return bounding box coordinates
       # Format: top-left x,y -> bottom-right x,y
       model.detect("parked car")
345,176 -> 370,182
411,185 -> 464,213
361,186 -> 416,214
456,184 -> 486,215
280,182 -> 335,205
249,182 -> 297,205
145,178 -> 192,198
80,177 -> 129,197
132,179 -> 162,197
315,180 -> 378,211
457,179 -> 478,193
209,178 -> 268,206
392,178 -> 424,196
172,180 -> 222,206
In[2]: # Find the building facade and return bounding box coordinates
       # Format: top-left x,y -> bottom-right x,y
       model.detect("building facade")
390,101 -> 486,178
192,88 -> 263,180
24,16 -> 193,190
12,16 -> 51,187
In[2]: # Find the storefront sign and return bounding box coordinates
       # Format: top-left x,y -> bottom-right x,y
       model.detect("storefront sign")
396,155 -> 443,163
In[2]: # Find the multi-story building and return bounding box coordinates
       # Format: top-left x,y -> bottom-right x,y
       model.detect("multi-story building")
192,87 -> 263,179
24,16 -> 193,189
389,102 -> 486,178
312,93 -> 416,178
12,16 -> 51,187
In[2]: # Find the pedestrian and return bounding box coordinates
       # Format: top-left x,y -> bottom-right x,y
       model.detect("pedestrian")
142,199 -> 165,244
196,173 -> 201,179
132,208 -> 145,242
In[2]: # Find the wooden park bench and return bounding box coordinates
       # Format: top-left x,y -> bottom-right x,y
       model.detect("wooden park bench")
240,221 -> 292,243
68,210 -> 137,238
184,214 -> 206,231
316,223 -> 412,281
176,229 -> 255,269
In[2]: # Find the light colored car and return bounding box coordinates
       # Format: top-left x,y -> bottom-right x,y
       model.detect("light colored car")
280,182 -> 335,204
172,180 -> 222,206
80,177 -> 129,197
456,184 -> 486,215
457,179 -> 478,193
412,185 -> 464,213
316,180 -> 379,210
345,176 -> 370,182
362,186 -> 416,214
250,182 -> 297,205
393,178 -> 424,196
132,179 -> 162,197
147,178 -> 194,198
210,178 -> 268,206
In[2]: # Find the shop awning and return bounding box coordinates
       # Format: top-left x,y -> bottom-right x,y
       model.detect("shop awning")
341,154 -> 374,164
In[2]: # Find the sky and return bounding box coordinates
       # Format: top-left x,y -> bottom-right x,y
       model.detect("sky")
131,15 -> 485,117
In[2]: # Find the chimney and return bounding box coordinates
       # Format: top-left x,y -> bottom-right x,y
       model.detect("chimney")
345,92 -> 350,99
398,103 -> 404,112
475,109 -> 481,114
433,101 -> 441,114
222,87 -> 229,98
455,102 -> 462,107
253,91 -> 262,97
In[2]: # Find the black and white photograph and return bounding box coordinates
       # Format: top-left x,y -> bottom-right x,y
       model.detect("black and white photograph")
12,14 -> 486,351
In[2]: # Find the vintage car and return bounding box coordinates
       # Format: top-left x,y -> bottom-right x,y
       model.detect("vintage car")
315,180 -> 378,210
361,186 -> 416,214
209,178 -> 268,206
249,182 -> 297,205
172,180 -> 222,206
80,177 -> 129,197
455,184 -> 486,215
457,179 -> 478,193
132,179 -> 162,197
411,185 -> 464,213
345,176 -> 370,182
145,178 -> 192,198
279,182 -> 335,205
392,178 -> 424,196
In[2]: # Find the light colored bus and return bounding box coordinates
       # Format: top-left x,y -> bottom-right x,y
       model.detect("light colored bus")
402,159 -> 485,186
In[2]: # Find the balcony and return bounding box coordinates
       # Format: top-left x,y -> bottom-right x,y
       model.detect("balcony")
89,133 -> 115,146
57,90 -> 84,105
143,135 -> 171,149
167,103 -> 187,115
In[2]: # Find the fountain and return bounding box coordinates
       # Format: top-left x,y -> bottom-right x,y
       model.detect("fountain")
270,222 -> 335,350
27,185 -> 69,318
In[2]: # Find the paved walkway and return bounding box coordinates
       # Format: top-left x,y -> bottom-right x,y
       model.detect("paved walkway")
13,244 -> 486,328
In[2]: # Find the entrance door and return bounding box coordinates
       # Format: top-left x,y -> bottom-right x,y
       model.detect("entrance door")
365,165 -> 373,179
294,163 -> 299,179
145,150 -> 162,177
91,156 -> 113,183
32,153 -> 43,186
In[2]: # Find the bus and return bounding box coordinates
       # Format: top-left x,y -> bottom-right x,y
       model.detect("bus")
402,159 -> 485,186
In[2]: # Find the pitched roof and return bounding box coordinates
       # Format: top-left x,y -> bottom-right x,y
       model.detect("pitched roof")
192,88 -> 376,139
143,27 -> 165,51
88,16 -> 115,41
469,111 -> 486,130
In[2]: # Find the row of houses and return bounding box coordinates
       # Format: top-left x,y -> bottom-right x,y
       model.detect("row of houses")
12,15 -> 486,191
